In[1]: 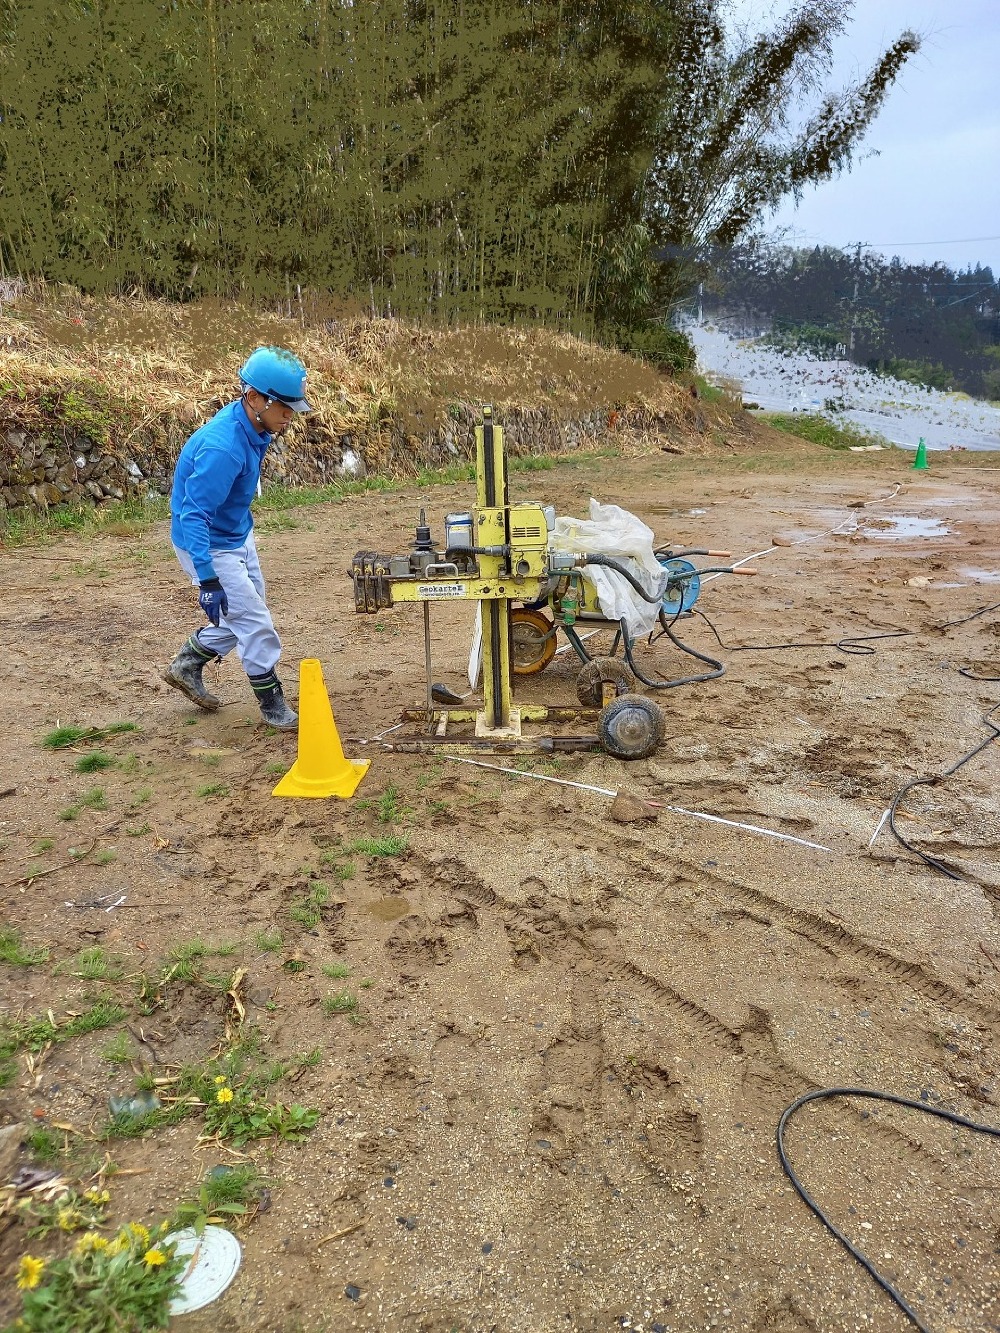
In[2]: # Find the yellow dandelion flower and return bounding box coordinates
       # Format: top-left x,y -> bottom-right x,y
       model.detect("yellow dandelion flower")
84,1188 -> 111,1205
126,1222 -> 151,1247
73,1231 -> 109,1253
16,1256 -> 45,1291
214,1075 -> 227,1086
57,1206 -> 80,1232
216,1086 -> 234,1104
143,1247 -> 167,1268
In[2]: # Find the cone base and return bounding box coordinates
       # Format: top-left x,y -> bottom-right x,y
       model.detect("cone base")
270,657 -> 370,800
272,757 -> 370,800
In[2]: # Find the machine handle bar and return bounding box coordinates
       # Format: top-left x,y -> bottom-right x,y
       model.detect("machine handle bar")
657,547 -> 732,558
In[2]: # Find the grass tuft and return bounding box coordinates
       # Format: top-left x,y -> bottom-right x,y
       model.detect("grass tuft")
350,834 -> 409,858
290,881 -> 331,930
73,751 -> 116,773
0,928 -> 50,967
0,999 -> 127,1063
322,990 -> 359,1017
42,722 -> 139,749
65,946 -> 124,981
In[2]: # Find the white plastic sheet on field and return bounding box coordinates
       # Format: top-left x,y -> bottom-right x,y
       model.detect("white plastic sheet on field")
687,322 -> 1000,452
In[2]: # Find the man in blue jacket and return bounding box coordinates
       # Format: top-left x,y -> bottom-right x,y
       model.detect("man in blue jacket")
163,346 -> 311,730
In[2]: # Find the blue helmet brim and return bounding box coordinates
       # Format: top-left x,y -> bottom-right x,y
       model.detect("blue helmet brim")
264,391 -> 313,413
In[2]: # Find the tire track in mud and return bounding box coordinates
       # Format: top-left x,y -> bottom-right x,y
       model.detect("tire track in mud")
568,827 -> 998,1173
606,957 -> 741,1050
410,850 -> 743,1052
404,847 -> 974,1180
406,851 -> 807,1130
575,819 -> 1000,1028
408,851 -> 721,1179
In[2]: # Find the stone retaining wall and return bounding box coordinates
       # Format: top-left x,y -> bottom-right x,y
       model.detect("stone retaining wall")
0,396 -> 688,515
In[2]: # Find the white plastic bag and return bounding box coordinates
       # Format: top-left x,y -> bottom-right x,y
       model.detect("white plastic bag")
550,499 -> 667,637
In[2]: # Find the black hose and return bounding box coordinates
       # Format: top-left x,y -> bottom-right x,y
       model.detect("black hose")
445,545 -> 507,559
693,597 -> 1000,660
936,599 -> 1000,629
624,611 -> 726,688
571,554 -> 721,684
581,552 -> 664,604
694,608 -> 911,657
777,1086 -> 1000,1333
561,623 -> 598,666
690,606 -> 999,877
886,702 -> 1000,878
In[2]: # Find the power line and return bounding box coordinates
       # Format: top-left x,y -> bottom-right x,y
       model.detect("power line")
861,234 -> 1000,248
939,284 -> 994,308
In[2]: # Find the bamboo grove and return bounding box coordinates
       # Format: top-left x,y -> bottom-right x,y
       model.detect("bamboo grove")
0,1 -> 918,337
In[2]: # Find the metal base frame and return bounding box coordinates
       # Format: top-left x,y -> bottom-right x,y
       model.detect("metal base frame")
386,703 -> 602,754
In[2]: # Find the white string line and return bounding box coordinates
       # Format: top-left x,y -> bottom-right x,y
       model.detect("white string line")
701,482 -> 905,586
442,755 -> 618,796
701,517 -> 856,584
665,806 -> 833,852
867,808 -> 891,849
442,756 -> 835,852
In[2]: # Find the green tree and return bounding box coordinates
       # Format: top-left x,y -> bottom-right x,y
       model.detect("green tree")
0,0 -> 920,343
645,0 -> 920,308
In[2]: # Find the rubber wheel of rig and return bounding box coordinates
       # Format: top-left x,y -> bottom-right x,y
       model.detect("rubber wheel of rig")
597,693 -> 665,760
511,608 -> 558,676
576,656 -> 636,707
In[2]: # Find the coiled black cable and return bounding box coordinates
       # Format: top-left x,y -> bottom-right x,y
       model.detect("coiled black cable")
694,598 -> 1000,659
886,702 -> 1000,878
777,1087 -> 1000,1333
573,554 -> 727,686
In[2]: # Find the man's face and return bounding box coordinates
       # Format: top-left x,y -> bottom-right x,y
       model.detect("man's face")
247,391 -> 295,434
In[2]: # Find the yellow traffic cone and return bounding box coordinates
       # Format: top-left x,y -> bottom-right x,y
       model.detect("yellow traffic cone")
272,659 -> 370,799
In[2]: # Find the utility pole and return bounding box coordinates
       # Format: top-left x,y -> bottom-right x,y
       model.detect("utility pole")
848,244 -> 861,357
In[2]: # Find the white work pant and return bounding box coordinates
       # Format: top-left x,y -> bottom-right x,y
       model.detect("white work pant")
172,533 -> 282,678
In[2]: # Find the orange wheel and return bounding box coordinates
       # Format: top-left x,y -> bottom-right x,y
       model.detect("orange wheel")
511,608 -> 557,676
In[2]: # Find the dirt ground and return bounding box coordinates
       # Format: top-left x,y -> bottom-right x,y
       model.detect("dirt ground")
1,438 -> 999,1333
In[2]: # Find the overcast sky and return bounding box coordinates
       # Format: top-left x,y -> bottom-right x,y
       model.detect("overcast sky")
723,0 -> 1000,275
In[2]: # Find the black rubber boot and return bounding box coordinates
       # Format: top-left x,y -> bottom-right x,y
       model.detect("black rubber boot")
162,635 -> 222,711
248,670 -> 298,730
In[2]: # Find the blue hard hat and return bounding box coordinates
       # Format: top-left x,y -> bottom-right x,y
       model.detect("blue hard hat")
239,346 -> 312,412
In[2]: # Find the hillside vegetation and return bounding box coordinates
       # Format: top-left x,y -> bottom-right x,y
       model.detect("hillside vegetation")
0,287 -> 794,544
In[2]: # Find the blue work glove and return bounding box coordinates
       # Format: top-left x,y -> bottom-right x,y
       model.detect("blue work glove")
198,577 -> 229,627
